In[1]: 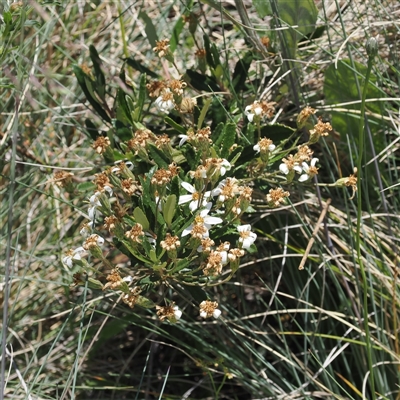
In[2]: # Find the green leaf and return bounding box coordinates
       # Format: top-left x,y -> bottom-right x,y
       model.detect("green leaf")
139,11 -> 158,48
232,51 -> 253,92
170,176 -> 180,200
73,65 -> 111,123
170,258 -> 192,273
123,57 -> 158,78
147,143 -> 170,168
170,16 -> 185,52
203,34 -> 215,69
220,122 -> 237,158
184,69 -> 220,92
77,182 -> 96,192
85,119 -> 99,140
228,145 -> 243,164
134,207 -> 150,231
89,45 -> 106,99
163,195 -> 177,227
274,0 -> 318,59
212,122 -> 225,147
253,0 -> 272,18
133,73 -> 146,122
197,98 -> 212,130
115,89 -> 133,125
181,145 -> 197,170
323,59 -> 386,150
164,116 -> 186,135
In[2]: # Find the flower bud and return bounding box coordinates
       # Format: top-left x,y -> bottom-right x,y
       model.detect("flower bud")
366,37 -> 378,58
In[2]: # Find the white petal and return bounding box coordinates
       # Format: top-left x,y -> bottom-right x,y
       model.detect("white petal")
204,216 -> 223,225
181,181 -> 196,193
254,106 -> 263,116
181,226 -> 193,237
268,144 -> 276,152
179,135 -> 188,146
220,251 -> 228,265
293,165 -> 303,174
104,186 -> 113,196
96,236 -> 104,246
298,174 -> 309,182
254,144 -> 261,153
301,162 -> 310,172
88,206 -> 97,221
200,311 -> 207,318
178,194 -> 193,205
237,224 -> 251,233
213,309 -> 222,319
62,256 -> 72,267
189,200 -> 200,212
279,163 -> 289,175
73,247 -> 86,258
90,192 -> 101,206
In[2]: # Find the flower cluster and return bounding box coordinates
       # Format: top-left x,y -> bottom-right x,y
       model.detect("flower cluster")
147,76 -> 196,115
67,37 -> 347,325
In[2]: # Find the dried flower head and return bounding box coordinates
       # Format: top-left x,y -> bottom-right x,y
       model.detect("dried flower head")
103,215 -> 118,232
195,48 -> 206,58
156,303 -> 182,322
121,178 -> 139,196
122,287 -> 141,308
179,97 -> 197,113
260,36 -> 270,48
155,134 -> 171,149
128,128 -> 154,150
92,136 -> 111,154
146,80 -> 167,98
297,106 -> 316,129
335,168 -> 358,199
125,223 -> 144,243
103,268 -> 123,290
198,238 -> 215,253
267,188 -> 290,208
254,138 -> 276,154
203,250 -> 224,276
228,248 -> 245,262
54,170 -> 74,188
168,78 -> 187,96
160,233 -> 181,251
94,172 -> 112,194
199,300 -> 221,319
309,117 -> 332,143
153,39 -> 170,58
151,168 -> 172,186
296,145 -> 313,163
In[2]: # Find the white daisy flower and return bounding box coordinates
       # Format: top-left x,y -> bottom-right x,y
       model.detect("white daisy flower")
298,157 -> 319,182
178,182 -> 210,212
62,247 -> 86,268
237,224 -> 257,249
245,103 -> 262,123
155,89 -> 175,114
